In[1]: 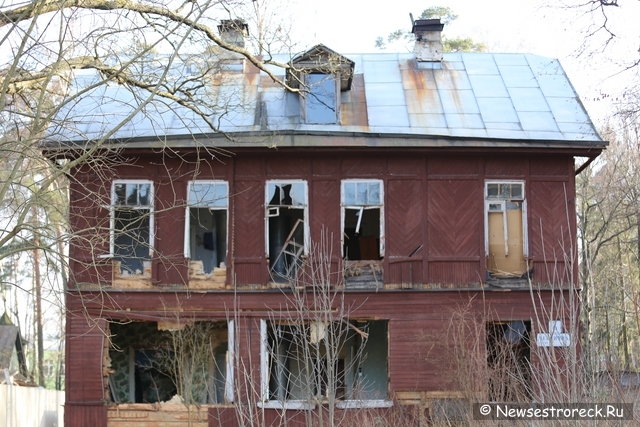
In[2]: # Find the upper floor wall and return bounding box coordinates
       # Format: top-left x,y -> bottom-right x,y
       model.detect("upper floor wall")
68,149 -> 576,290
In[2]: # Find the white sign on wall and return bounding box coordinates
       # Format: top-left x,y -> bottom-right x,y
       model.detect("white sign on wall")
536,320 -> 571,347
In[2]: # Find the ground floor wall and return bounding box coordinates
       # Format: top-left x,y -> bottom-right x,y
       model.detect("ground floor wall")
65,288 -> 579,427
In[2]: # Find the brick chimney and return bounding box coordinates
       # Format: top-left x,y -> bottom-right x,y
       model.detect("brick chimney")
217,19 -> 249,49
411,18 -> 445,62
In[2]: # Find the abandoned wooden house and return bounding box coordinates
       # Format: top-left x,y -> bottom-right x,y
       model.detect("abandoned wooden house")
50,18 -> 605,427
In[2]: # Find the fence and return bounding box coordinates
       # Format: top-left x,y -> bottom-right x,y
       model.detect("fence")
0,384 -> 64,427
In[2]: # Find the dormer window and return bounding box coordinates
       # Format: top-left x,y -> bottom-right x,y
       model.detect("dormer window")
286,44 -> 355,126
303,73 -> 338,124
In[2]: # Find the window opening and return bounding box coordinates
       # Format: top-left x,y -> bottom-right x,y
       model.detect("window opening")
341,180 -> 383,261
112,181 -> 153,275
107,321 -> 231,404
486,321 -> 532,401
266,182 -> 308,282
304,74 -> 338,124
485,181 -> 528,278
185,181 -> 228,274
261,319 -> 388,404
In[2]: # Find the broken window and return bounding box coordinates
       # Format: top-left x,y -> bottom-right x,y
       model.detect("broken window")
266,181 -> 308,281
260,319 -> 388,406
486,321 -> 532,401
485,181 -> 528,278
111,180 -> 153,275
184,181 -> 228,276
341,180 -> 384,261
302,73 -> 339,124
107,321 -> 233,404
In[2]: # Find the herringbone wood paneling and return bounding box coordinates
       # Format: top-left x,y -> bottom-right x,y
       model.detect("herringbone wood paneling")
310,180 -> 341,256
267,157 -> 309,177
387,179 -> 423,257
485,158 -> 526,177
155,181 -> 186,258
312,158 -> 339,176
530,157 -> 569,177
428,180 -> 480,257
428,157 -> 478,176
342,157 -> 384,176
529,181 -> 572,262
233,181 -> 264,259
234,157 -> 264,177
388,157 -> 422,176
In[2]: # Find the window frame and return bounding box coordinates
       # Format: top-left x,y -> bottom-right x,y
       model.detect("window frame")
264,180 -> 310,259
301,73 -> 340,124
483,180 -> 528,258
340,179 -> 385,259
183,180 -> 229,260
108,179 -> 155,259
258,319 -> 391,409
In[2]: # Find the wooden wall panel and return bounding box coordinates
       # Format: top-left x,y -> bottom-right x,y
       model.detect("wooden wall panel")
154,180 -> 188,285
529,181 -> 572,265
485,158 -> 526,177
235,157 -> 264,177
267,157 -> 309,177
388,260 -> 422,286
388,157 -> 422,176
428,157 -> 478,176
66,314 -> 105,403
530,157 -> 569,177
312,158 -> 339,177
387,179 -> 424,284
233,180 -> 266,284
428,180 -> 480,259
428,261 -> 480,284
342,157 -> 384,176
208,407 -> 239,427
387,179 -> 423,257
65,404 -> 107,427
532,260 -> 570,285
310,180 -> 341,274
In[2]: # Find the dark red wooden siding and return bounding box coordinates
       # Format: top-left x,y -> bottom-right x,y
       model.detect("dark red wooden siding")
65,404 -> 107,427
154,178 -> 188,285
66,311 -> 105,403
386,179 -> 424,284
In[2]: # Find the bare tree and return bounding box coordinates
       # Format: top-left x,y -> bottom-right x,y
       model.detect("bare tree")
0,0 -> 303,388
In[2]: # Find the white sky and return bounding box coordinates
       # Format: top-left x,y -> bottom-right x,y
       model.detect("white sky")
284,0 -> 640,127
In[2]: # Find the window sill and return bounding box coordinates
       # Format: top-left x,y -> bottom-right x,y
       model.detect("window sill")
336,400 -> 393,409
258,401 -> 315,410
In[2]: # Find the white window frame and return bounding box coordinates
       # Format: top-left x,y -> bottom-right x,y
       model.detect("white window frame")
225,319 -> 235,403
264,180 -> 310,258
484,180 -> 528,258
258,319 -> 316,410
340,179 -> 385,258
302,73 -> 340,124
108,179 -> 154,258
183,180 -> 229,259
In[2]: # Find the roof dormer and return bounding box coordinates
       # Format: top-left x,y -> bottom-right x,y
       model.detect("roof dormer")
286,45 -> 355,92
286,45 -> 355,124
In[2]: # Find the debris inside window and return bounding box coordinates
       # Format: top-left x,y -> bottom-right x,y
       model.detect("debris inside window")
265,319 -> 387,402
267,182 -> 307,282
186,182 -> 228,286
107,321 -> 230,405
485,182 -> 528,278
112,182 -> 153,276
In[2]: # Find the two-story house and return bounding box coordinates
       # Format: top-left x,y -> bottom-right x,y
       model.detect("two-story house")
51,19 -> 605,427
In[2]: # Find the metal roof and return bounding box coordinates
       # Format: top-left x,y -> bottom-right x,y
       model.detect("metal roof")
48,50 -> 602,145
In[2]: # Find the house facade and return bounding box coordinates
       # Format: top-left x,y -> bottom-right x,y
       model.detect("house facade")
54,19 -> 605,427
